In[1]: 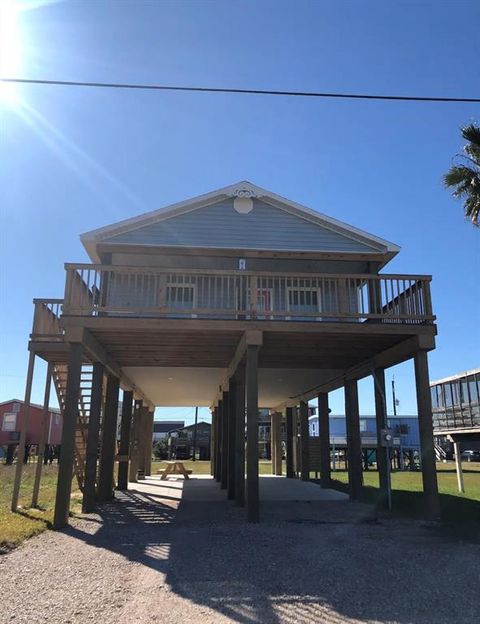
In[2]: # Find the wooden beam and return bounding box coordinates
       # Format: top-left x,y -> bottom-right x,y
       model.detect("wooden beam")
285,407 -> 295,478
117,389 -> 133,491
318,392 -> 331,488
212,330 -> 263,407
373,368 -> 389,508
234,363 -> 246,507
453,440 -> 465,494
61,315 -> 436,337
82,362 -> 104,511
31,363 -> 53,507
11,351 -> 36,512
210,408 -> 216,477
273,412 -> 283,476
136,406 -> 149,480
246,344 -> 259,522
64,326 -> 155,410
227,379 -> 237,500
53,343 -> 83,528
129,401 -> 142,482
345,379 -> 363,501
221,390 -> 229,490
144,410 -> 154,477
414,350 -> 441,521
272,334 -> 437,412
299,401 -> 310,481
215,400 -> 223,483
97,374 -> 120,500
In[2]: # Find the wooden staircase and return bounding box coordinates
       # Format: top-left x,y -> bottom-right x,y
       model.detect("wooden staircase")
52,364 -> 95,492
434,443 -> 447,462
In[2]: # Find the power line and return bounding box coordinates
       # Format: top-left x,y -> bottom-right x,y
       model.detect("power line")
2,77 -> 480,103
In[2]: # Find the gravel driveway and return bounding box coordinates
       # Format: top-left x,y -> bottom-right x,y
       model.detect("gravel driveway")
1,477 -> 478,624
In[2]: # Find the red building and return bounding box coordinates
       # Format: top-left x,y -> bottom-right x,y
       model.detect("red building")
0,399 -> 63,448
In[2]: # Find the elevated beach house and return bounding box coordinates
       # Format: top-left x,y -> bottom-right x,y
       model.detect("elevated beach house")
12,181 -> 439,526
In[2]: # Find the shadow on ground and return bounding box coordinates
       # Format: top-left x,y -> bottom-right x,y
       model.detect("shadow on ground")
64,478 -> 479,624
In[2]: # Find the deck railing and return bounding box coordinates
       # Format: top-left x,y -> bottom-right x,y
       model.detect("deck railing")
31,299 -> 64,340
61,264 -> 435,324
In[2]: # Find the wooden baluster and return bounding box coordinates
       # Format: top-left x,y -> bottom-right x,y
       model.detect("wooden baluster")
250,275 -> 258,318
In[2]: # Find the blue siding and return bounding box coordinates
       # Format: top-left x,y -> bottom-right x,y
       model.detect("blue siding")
310,416 -> 420,448
104,199 -> 378,253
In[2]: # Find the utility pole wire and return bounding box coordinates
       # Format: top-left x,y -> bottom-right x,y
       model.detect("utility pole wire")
2,77 -> 480,103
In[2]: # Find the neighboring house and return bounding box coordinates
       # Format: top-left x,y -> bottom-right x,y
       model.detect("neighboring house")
309,414 -> 420,449
168,421 -> 211,460
431,368 -> 480,454
22,180 -> 440,525
153,420 -> 185,443
0,399 -> 62,448
309,413 -> 420,468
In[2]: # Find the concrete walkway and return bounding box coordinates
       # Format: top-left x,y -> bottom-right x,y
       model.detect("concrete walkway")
137,474 -> 348,502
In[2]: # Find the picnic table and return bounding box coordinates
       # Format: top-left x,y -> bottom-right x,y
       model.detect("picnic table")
157,461 -> 192,480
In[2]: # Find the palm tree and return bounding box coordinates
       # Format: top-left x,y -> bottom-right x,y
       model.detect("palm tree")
444,123 -> 480,227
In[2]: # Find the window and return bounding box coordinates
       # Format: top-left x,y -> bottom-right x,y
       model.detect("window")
287,287 -> 320,320
395,424 -> 409,435
2,412 -> 17,432
468,375 -> 479,404
359,419 -> 367,432
444,383 -> 453,408
166,282 -> 196,318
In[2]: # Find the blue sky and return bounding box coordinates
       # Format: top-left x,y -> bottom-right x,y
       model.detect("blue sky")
1,0 -> 479,425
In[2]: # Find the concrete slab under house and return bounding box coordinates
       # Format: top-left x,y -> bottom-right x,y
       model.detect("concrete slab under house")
11,181 -> 440,527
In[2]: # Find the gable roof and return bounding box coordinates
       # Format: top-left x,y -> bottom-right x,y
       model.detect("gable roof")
81,181 -> 400,262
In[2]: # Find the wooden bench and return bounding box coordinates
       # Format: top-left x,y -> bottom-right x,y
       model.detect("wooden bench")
157,461 -> 192,480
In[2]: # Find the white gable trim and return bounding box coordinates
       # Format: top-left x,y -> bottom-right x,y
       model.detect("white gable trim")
81,181 -> 400,261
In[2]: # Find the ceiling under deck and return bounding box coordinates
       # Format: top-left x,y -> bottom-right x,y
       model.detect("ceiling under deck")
87,325 -> 419,407
122,366 -> 342,408
89,326 -> 412,370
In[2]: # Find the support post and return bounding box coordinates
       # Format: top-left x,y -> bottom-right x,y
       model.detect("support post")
286,407 -> 295,478
270,412 -> 276,474
272,413 -> 282,476
117,389 -> 133,491
345,379 -> 363,501
221,391 -> 229,490
144,410 -> 154,476
414,350 -> 441,520
53,343 -> 83,528
227,379 -> 237,500
216,400 -> 223,483
82,362 -> 104,511
246,344 -> 259,522
453,440 -> 465,493
318,392 -> 331,488
299,401 -> 310,481
11,351 -> 36,511
129,401 -> 142,482
32,363 -> 53,507
373,367 -> 390,508
97,374 -> 120,501
136,406 -> 148,480
210,408 -> 216,477
234,363 -> 246,506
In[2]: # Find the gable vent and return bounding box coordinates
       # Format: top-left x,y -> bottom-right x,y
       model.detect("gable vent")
233,196 -> 254,214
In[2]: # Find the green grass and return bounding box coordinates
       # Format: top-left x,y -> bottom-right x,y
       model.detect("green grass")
0,463 -> 81,552
328,462 -> 480,540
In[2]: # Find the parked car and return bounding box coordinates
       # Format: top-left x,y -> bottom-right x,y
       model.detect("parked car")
460,449 -> 480,462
